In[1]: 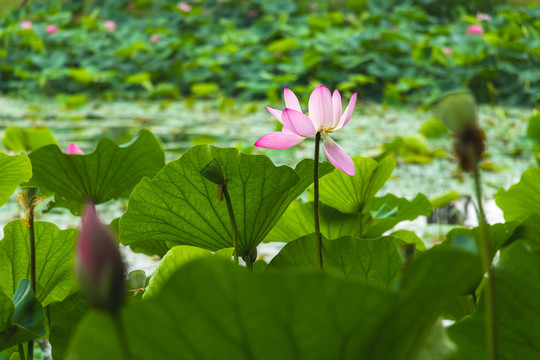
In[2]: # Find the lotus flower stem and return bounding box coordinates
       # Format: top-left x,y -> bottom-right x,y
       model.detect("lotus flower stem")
222,185 -> 239,264
18,344 -> 25,360
314,132 -> 323,269
473,165 -> 498,360
19,188 -> 39,360
112,313 -> 132,360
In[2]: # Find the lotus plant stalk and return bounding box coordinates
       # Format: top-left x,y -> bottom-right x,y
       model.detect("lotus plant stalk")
437,92 -> 497,360
18,187 -> 40,360
255,86 -> 357,269
313,132 -> 323,268
200,159 -> 240,264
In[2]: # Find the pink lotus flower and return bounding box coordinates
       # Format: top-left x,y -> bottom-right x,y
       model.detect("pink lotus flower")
150,34 -> 161,43
466,25 -> 483,36
255,86 -> 357,176
20,21 -> 32,30
45,25 -> 58,34
476,12 -> 492,22
75,202 -> 126,313
104,20 -> 116,32
177,2 -> 192,12
67,144 -> 84,154
442,46 -> 452,55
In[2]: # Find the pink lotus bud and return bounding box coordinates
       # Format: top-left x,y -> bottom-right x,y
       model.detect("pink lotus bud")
127,2 -> 135,10
442,46 -> 452,55
476,13 -> 492,22
75,202 -> 126,314
466,25 -> 483,36
309,4 -> 317,11
45,25 -> 58,34
67,143 -> 84,154
177,2 -> 192,12
20,21 -> 32,30
150,34 -> 161,43
104,20 -> 116,32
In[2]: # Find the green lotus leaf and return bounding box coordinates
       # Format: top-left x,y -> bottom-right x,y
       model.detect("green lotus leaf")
67,246 -> 479,359
0,280 -> 44,351
119,145 -> 333,257
2,127 -> 57,152
449,241 -> 540,359
26,129 -> 165,215
0,152 -> 32,208
495,167 -> 540,222
318,156 -> 396,214
267,234 -> 403,289
0,220 -> 78,307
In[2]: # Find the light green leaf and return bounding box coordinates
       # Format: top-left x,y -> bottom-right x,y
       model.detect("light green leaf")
143,246 -> 213,298
449,241 -> 540,359
318,156 -> 396,213
363,193 -> 433,237
26,129 -> 165,215
495,167 -> 540,222
264,201 -> 360,243
0,220 -> 78,307
265,192 -> 431,243
120,146 -> 332,257
267,234 -> 403,289
0,152 -> 32,207
2,127 -> 57,152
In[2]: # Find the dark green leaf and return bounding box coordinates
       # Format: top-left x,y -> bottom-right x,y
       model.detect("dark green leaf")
449,241 -> 540,359
120,146 -> 332,256
26,129 -> 165,215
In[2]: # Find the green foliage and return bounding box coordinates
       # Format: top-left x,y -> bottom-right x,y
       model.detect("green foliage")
449,241 -> 540,359
267,234 -> 403,288
495,167 -> 540,222
120,145 -> 333,256
266,156 -> 432,242
2,127 -> 57,152
0,152 -> 32,207
0,1 -> 538,104
0,220 -> 78,307
26,129 -> 165,215
0,280 -> 45,351
67,249 -> 479,359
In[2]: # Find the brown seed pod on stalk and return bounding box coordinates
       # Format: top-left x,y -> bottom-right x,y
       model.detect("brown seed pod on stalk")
453,122 -> 486,172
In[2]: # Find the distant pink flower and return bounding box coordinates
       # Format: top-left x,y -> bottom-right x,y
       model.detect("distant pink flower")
255,86 -> 357,176
274,52 -> 282,58
309,4 -> 317,11
45,25 -> 58,34
67,144 -> 84,154
150,34 -> 161,43
20,21 -> 32,30
476,13 -> 492,21
127,2 -> 135,10
442,46 -> 452,55
466,25 -> 483,36
177,2 -> 192,12
104,20 -> 116,32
